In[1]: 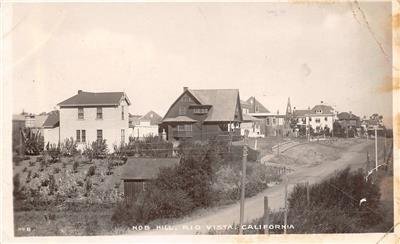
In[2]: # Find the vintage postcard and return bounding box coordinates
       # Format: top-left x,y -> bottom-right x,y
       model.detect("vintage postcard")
1,1 -> 399,243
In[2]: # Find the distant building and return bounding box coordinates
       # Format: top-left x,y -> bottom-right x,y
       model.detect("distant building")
131,111 -> 162,139
57,90 -> 131,151
292,101 -> 336,133
42,110 -> 60,146
241,96 -> 289,137
160,87 -> 243,142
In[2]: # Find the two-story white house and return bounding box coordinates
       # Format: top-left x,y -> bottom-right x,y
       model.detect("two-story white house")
293,102 -> 336,133
57,90 -> 131,151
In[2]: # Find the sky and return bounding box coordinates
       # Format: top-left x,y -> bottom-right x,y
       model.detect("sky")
5,2 -> 393,127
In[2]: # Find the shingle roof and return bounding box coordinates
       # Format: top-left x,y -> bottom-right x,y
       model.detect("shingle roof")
34,115 -> 49,128
140,111 -> 163,125
189,89 -> 241,122
12,114 -> 26,121
58,91 -> 131,107
43,110 -> 60,128
121,157 -> 180,180
293,109 -> 310,117
245,97 -> 270,113
337,112 -> 359,121
242,113 -> 261,122
310,104 -> 334,114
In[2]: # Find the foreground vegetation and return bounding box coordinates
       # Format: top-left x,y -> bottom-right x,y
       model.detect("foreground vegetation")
13,136 -> 283,235
210,167 -> 393,234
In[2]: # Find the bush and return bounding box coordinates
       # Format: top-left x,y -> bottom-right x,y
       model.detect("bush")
22,167 -> 27,173
125,135 -> 173,157
20,128 -> 44,155
84,178 -> 92,197
60,137 -> 78,157
287,167 -> 382,233
28,161 -> 36,167
48,174 -> 57,195
26,170 -> 32,183
73,161 -> 79,173
87,165 -> 96,177
53,167 -> 61,174
47,143 -> 61,163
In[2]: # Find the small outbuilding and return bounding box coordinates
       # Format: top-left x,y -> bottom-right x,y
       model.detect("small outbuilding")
121,157 -> 180,203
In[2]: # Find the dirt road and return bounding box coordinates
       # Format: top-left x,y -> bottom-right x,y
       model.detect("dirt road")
132,139 -> 374,235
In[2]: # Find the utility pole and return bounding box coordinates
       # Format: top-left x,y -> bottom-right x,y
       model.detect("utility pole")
374,126 -> 378,169
284,175 -> 288,234
263,196 -> 269,234
239,138 -> 248,235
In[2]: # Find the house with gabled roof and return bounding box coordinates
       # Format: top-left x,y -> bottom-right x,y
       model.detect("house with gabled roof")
131,110 -> 163,139
292,101 -> 336,134
160,87 -> 243,142
57,90 -> 131,151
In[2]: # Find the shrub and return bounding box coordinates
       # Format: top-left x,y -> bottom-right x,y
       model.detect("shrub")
87,165 -> 96,177
125,135 -> 173,157
26,170 -> 32,183
20,128 -> 44,155
13,155 -> 22,166
60,137 -> 78,157
48,174 -> 57,195
84,178 -> 92,197
287,167 -> 382,233
13,174 -> 21,197
76,180 -> 84,187
33,172 -> 39,178
73,161 -> 79,173
47,143 -> 61,163
53,167 -> 61,174
28,161 -> 36,167
22,167 -> 27,173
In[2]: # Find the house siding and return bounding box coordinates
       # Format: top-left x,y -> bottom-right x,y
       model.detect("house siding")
59,100 -> 129,151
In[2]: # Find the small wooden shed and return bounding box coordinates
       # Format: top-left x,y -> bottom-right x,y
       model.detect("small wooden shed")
121,157 -> 180,202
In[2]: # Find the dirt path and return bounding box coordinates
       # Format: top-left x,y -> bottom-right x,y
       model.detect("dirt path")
130,140 -> 373,235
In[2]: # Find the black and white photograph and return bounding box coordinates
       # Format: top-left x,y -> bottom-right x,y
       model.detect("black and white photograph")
1,1 -> 399,243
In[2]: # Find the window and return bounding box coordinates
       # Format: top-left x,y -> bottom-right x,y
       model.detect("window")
97,130 -> 103,141
76,130 -> 81,142
121,106 -> 125,120
194,108 -> 208,114
179,106 -> 186,115
78,108 -> 84,120
97,107 -> 103,119
82,130 -> 86,143
182,96 -> 191,103
266,118 -> 270,125
121,129 -> 125,144
272,118 -> 276,124
324,117 -> 328,121
309,117 -> 312,122
315,118 -> 321,123
76,130 -> 86,143
177,124 -> 192,131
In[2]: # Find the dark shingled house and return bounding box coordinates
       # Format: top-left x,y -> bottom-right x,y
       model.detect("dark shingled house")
159,87 -> 243,142
121,157 -> 180,202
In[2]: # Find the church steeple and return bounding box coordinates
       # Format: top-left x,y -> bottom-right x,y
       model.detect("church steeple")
286,97 -> 292,116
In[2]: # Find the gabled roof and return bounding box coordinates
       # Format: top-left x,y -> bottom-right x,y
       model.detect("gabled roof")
58,91 -> 131,107
139,111 -> 163,125
33,115 -> 49,128
245,97 -> 270,113
43,110 -> 60,128
337,112 -> 359,121
310,104 -> 334,114
12,114 -> 26,121
189,89 -> 241,122
121,157 -> 180,180
242,113 -> 261,122
293,109 -> 310,117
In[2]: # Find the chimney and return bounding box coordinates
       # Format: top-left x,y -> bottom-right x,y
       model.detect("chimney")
183,87 -> 188,92
320,101 -> 324,104
277,110 -> 279,115
78,90 -> 83,94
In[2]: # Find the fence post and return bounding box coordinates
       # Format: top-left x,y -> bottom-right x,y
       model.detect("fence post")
263,196 -> 269,234
239,139 -> 248,235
